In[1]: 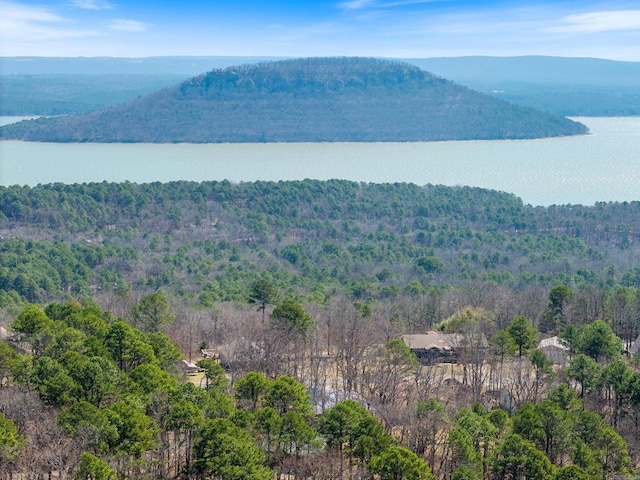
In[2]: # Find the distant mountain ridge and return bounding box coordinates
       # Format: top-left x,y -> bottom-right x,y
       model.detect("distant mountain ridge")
0,57 -> 587,143
3,55 -> 637,84
1,55 -> 638,116
409,56 -> 640,86
409,56 -> 640,116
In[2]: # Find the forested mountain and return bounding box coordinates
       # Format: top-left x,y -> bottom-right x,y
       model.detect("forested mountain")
0,57 -> 587,143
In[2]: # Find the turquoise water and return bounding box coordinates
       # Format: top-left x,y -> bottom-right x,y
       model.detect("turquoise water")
1,117 -> 638,206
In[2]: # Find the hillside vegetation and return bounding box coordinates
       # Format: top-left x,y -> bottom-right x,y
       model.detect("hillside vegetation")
2,179 -> 640,314
2,180 -> 640,478
0,57 -> 587,143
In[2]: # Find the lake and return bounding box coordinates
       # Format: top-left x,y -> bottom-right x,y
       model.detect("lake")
1,116 -> 639,207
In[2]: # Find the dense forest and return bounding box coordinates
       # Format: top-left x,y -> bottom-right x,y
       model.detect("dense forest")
2,179 -> 640,308
2,179 -> 640,479
0,57 -> 587,143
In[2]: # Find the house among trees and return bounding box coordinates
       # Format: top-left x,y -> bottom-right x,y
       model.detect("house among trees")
400,331 -> 461,364
181,359 -> 200,374
537,336 -> 569,365
200,348 -> 220,361
628,333 -> 640,357
401,330 -> 490,365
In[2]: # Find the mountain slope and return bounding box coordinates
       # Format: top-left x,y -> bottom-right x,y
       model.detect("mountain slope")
0,57 -> 587,143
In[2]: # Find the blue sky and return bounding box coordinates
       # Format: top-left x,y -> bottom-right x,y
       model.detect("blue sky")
1,0 -> 639,60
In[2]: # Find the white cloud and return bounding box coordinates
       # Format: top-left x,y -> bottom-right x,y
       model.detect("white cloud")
554,10 -> 640,33
378,0 -> 440,7
338,0 -> 440,12
0,1 -> 107,56
107,19 -> 149,32
0,1 -> 97,45
338,0 -> 376,11
0,1 -> 63,23
69,0 -> 115,10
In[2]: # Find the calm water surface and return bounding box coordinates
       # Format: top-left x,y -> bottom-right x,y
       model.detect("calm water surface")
1,117 -> 638,206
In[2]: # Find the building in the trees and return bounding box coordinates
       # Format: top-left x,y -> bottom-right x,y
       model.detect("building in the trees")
182,359 -> 201,373
537,336 -> 569,365
628,333 -> 640,357
401,331 -> 488,365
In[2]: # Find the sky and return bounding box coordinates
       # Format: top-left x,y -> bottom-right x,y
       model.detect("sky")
1,0 -> 640,60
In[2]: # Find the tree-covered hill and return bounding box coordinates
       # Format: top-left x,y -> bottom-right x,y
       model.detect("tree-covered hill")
2,179 -> 640,310
3,179 -> 640,477
0,57 -> 587,143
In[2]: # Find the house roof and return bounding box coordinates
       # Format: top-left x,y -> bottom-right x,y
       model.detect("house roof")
201,348 -> 220,359
538,336 -> 568,350
401,330 -> 490,351
401,331 -> 461,351
182,359 -> 199,371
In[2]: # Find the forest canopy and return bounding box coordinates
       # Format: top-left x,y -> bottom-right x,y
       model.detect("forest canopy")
2,179 -> 640,478
1,179 -> 639,308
